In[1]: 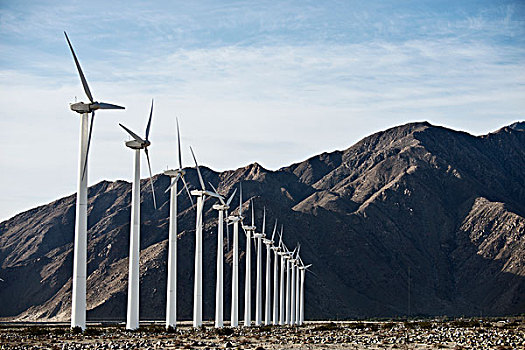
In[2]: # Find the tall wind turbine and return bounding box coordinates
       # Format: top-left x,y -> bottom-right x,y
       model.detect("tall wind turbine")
277,227 -> 286,325
227,183 -> 243,327
271,223 -> 280,325
294,245 -> 301,325
189,147 -> 223,327
262,220 -> 276,325
298,256 -> 312,326
65,32 -> 124,331
289,245 -> 298,325
253,207 -> 266,326
284,243 -> 296,325
242,200 -> 257,327
163,118 -> 193,330
209,183 -> 237,328
119,100 -> 157,330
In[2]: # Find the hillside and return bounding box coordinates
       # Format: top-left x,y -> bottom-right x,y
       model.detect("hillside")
1,121 -> 524,321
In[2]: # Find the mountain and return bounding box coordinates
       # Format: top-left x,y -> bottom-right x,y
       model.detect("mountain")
1,121 -> 524,321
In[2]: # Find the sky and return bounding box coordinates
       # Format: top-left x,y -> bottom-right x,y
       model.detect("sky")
0,0 -> 524,221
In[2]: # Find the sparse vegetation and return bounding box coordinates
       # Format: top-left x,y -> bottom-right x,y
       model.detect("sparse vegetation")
313,322 -> 340,331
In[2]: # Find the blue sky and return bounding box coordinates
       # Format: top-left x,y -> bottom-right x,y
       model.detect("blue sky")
0,0 -> 524,221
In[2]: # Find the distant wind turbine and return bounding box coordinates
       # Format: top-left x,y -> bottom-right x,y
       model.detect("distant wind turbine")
298,256 -> 312,326
227,183 -> 243,327
262,220 -> 276,325
163,118 -> 193,330
253,207 -> 266,326
64,31 -> 124,331
119,100 -> 157,330
271,222 -> 280,325
242,200 -> 257,327
189,147 -> 223,327
209,182 -> 237,328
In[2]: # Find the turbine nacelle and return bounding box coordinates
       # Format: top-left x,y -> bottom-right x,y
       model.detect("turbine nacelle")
70,101 -> 125,114
164,168 -> 185,177
213,203 -> 229,211
125,139 -> 150,150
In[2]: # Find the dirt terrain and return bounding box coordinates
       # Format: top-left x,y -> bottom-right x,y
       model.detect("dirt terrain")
0,320 -> 523,349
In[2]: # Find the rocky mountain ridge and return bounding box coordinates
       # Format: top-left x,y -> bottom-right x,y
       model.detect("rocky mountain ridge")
1,121 -> 524,321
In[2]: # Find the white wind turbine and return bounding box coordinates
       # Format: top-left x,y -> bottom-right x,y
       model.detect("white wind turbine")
289,245 -> 299,325
283,243 -> 296,325
253,207 -> 266,326
263,220 -> 277,325
65,32 -> 124,331
163,118 -> 193,330
298,256 -> 312,326
208,182 -> 237,328
242,200 -> 257,327
119,100 -> 157,330
277,227 -> 287,325
227,183 -> 243,327
271,223 -> 281,325
294,245 -> 301,325
189,147 -> 223,328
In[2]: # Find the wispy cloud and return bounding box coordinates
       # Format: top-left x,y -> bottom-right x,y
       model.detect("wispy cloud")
0,0 -> 524,220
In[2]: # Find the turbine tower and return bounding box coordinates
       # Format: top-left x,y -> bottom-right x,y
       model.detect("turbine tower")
209,183 -> 237,328
227,184 -> 243,327
289,245 -> 298,325
277,227 -> 286,325
119,100 -> 157,330
294,245 -> 301,325
189,147 -> 223,327
284,243 -> 295,325
262,220 -> 276,325
253,207 -> 266,326
271,223 -> 281,325
242,200 -> 256,327
65,32 -> 124,331
163,118 -> 193,330
298,257 -> 312,326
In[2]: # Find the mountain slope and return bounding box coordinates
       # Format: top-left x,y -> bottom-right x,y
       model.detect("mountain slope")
1,121 -> 524,320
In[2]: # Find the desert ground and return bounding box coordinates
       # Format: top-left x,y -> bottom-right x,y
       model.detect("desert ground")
0,319 -> 523,350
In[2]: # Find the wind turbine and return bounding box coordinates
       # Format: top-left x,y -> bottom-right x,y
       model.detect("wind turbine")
163,118 -> 193,330
298,256 -> 312,326
253,207 -> 266,326
283,243 -> 296,325
119,100 -> 157,330
271,223 -> 281,325
65,32 -> 124,331
242,200 -> 257,327
209,182 -> 237,328
263,220 -> 276,325
189,147 -> 223,327
289,245 -> 299,325
277,227 -> 287,325
227,183 -> 243,327
294,245 -> 301,325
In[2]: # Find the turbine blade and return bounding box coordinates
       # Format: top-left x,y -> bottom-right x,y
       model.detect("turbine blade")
271,219 -> 277,242
144,147 -> 157,209
279,225 -> 283,246
208,182 -> 225,205
164,172 -> 181,193
181,175 -> 194,206
119,123 -> 145,143
189,146 -> 206,191
251,199 -> 254,227
226,188 -> 237,207
262,207 -> 266,235
176,118 -> 182,170
297,243 -> 301,257
226,213 -> 230,251
145,99 -> 153,141
81,111 -> 95,182
64,32 -> 94,103
239,182 -> 243,218
94,102 -> 125,110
